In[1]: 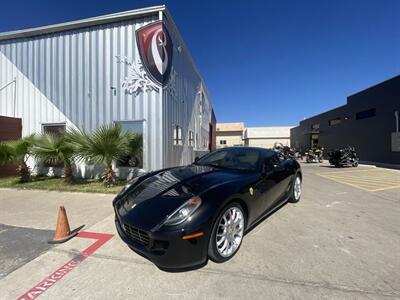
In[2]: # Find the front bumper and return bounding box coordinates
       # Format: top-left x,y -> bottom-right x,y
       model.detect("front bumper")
114,215 -> 209,270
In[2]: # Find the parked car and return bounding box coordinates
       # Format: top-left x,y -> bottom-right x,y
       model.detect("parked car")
113,147 -> 302,271
328,146 -> 359,167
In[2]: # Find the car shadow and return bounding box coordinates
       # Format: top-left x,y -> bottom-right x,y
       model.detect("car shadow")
319,165 -> 353,168
245,200 -> 289,235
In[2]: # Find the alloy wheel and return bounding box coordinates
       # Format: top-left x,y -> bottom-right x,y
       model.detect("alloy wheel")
294,176 -> 302,200
216,207 -> 244,258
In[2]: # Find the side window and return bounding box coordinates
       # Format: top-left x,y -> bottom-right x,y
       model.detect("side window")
264,153 -> 280,172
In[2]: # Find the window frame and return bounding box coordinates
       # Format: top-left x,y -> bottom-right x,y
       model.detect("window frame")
173,125 -> 183,146
328,118 -> 341,126
188,130 -> 194,147
41,123 -> 66,168
311,124 -> 320,130
42,123 -> 66,135
356,108 -> 376,120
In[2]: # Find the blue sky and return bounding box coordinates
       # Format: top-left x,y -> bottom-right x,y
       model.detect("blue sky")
0,0 -> 399,126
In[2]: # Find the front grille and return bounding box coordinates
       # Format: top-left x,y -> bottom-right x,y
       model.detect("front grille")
122,222 -> 150,246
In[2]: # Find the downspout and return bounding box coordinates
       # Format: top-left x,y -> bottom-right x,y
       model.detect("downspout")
395,110 -> 399,133
0,77 -> 17,117
13,77 -> 17,117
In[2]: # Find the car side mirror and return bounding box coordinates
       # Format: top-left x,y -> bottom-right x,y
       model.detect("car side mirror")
194,156 -> 200,163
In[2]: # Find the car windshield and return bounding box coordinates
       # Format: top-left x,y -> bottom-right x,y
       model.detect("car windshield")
195,148 -> 261,171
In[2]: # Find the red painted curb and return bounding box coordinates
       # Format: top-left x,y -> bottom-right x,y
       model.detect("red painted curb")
17,232 -> 114,300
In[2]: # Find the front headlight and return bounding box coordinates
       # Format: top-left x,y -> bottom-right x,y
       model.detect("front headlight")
163,197 -> 202,226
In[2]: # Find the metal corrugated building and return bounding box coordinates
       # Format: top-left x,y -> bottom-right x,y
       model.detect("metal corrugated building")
290,75 -> 400,166
0,5 -> 216,176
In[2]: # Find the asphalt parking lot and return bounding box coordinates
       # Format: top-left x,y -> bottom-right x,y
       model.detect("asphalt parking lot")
0,162 -> 399,299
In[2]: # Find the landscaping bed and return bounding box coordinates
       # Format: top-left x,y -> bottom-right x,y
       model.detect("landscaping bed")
0,176 -> 124,194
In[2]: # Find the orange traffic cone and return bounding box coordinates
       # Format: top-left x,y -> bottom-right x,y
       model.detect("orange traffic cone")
48,206 -> 83,244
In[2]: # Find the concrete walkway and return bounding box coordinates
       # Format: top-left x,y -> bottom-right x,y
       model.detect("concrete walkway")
0,164 -> 399,299
0,188 -> 114,230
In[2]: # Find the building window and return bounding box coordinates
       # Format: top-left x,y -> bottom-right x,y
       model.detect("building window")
41,124 -> 66,167
42,123 -> 66,135
189,130 -> 194,146
329,118 -> 341,126
311,134 -> 319,146
356,108 -> 376,120
115,121 -> 143,169
173,125 -> 183,145
311,124 -> 320,130
220,140 -> 227,145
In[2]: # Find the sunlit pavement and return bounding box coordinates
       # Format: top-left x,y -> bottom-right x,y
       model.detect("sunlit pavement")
0,163 -> 399,299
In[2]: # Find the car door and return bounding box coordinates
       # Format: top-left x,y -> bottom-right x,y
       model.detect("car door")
256,153 -> 289,212
271,155 -> 292,203
251,153 -> 277,214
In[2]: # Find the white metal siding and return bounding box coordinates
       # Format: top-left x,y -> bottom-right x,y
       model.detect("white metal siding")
0,8 -> 214,173
0,14 -> 165,171
162,17 -> 212,168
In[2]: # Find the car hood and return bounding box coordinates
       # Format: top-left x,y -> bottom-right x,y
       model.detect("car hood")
114,164 -> 246,230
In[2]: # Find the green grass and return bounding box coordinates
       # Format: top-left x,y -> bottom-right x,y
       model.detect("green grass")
0,176 -> 125,194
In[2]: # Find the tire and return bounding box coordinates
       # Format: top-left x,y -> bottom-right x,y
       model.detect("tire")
208,202 -> 246,263
288,174 -> 302,203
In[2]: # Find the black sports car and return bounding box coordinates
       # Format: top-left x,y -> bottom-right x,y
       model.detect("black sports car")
113,147 -> 302,271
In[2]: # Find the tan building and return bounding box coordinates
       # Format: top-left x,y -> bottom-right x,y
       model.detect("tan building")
216,122 -> 245,148
243,126 -> 292,148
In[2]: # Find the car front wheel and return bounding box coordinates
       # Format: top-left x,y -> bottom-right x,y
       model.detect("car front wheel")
289,174 -> 302,203
208,203 -> 246,263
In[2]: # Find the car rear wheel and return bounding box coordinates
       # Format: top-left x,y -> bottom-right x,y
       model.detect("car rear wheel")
208,203 -> 245,263
289,174 -> 302,203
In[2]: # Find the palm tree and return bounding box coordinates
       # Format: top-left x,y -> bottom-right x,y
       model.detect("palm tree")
32,133 -> 76,183
68,124 -> 131,186
0,142 -> 13,165
126,133 -> 143,168
4,135 -> 36,183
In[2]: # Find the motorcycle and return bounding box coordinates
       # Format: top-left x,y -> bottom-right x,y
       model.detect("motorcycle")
305,146 -> 324,163
328,146 -> 359,167
273,143 -> 296,160
293,148 -> 304,160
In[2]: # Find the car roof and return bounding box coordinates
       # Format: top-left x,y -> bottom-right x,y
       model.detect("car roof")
215,146 -> 275,154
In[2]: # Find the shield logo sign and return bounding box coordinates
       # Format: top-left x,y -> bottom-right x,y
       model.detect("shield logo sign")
136,21 -> 173,86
